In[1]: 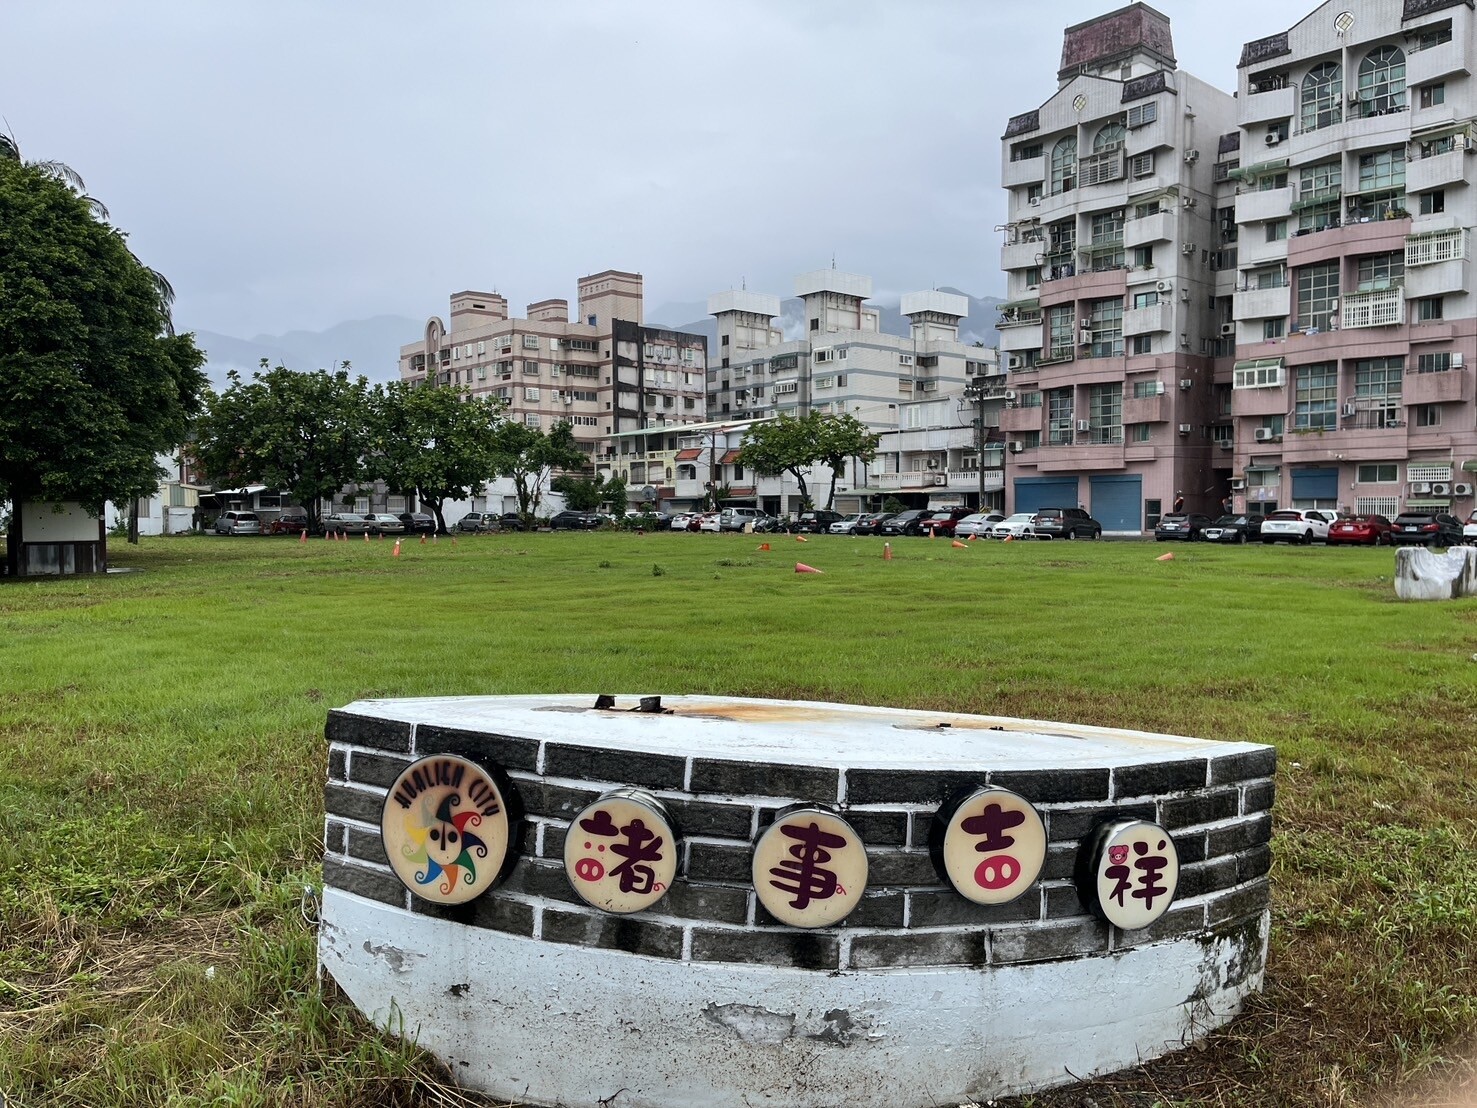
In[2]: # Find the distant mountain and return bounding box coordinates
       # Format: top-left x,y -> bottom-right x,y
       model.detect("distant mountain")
648,290 -> 1005,353
192,314 -> 423,388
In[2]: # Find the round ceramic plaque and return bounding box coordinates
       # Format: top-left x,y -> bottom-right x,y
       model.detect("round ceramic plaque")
752,808 -> 867,928
1077,818 -> 1179,930
381,754 -> 512,904
565,789 -> 679,914
937,787 -> 1046,905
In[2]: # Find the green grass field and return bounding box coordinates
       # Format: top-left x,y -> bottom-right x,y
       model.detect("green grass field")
1,532 -> 1474,1107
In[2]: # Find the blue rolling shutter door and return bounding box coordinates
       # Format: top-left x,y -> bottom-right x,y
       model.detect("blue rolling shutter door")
1088,475 -> 1142,532
1013,477 -> 1079,515
1291,468 -> 1338,501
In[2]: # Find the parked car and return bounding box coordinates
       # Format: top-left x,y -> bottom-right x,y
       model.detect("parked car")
1154,513 -> 1213,541
1201,515 -> 1260,544
879,510 -> 931,537
990,513 -> 1041,540
669,513 -> 694,531
1389,511 -> 1465,547
364,513 -> 406,535
213,510 -> 261,536
1465,510 -> 1477,544
916,508 -> 975,537
1032,507 -> 1102,541
497,512 -> 526,531
1260,509 -> 1338,545
1326,514 -> 1394,546
398,512 -> 437,534
718,507 -> 769,532
789,510 -> 845,534
828,514 -> 866,535
267,511 -> 310,535
953,512 -> 1005,539
549,510 -> 602,530
323,512 -> 372,536
852,512 -> 895,536
685,512 -> 721,533
454,512 -> 497,533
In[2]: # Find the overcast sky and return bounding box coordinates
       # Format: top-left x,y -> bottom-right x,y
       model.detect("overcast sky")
3,0 -> 1298,337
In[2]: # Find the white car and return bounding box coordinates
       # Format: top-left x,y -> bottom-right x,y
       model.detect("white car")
669,513 -> 693,531
828,514 -> 865,535
1464,510 -> 1477,543
990,512 -> 1041,540
955,512 -> 1005,538
1260,509 -> 1339,545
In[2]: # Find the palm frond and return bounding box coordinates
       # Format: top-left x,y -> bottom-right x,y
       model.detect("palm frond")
81,193 -> 110,220
146,266 -> 177,336
32,159 -> 88,193
0,133 -> 18,161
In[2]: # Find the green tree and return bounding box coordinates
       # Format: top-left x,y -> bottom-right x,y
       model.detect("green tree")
0,156 -> 206,573
734,414 -> 818,509
367,381 -> 503,534
489,419 -> 587,522
815,412 -> 881,510
551,470 -> 628,514
193,361 -> 371,534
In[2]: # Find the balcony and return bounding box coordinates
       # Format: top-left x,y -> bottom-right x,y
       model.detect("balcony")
1078,148 -> 1126,188
1123,393 -> 1168,424
947,469 -> 1005,492
1000,327 -> 1043,354
1404,256 -> 1468,298
1232,386 -> 1290,417
1235,186 -> 1293,225
1408,37 -> 1468,86
1233,285 -> 1290,321
1124,301 -> 1172,335
1406,228 -> 1467,268
1408,148 -> 1466,192
1340,287 -> 1405,330
1404,367 -> 1472,407
1280,426 -> 1409,464
1002,239 -> 1045,271
996,306 -> 1043,329
1035,441 -> 1127,472
1003,155 -> 1045,189
1124,210 -> 1175,246
1240,85 -> 1296,127
999,406 -> 1044,433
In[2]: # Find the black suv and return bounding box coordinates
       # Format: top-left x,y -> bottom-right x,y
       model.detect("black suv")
879,510 -> 931,537
1390,511 -> 1464,547
549,510 -> 602,530
1032,507 -> 1102,540
788,510 -> 845,534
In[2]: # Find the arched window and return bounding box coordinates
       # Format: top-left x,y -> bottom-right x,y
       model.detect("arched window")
1050,136 -> 1077,195
1301,62 -> 1343,131
1358,46 -> 1405,115
1093,122 -> 1126,153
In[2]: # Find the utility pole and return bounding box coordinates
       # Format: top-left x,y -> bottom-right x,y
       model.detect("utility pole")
963,382 -> 986,510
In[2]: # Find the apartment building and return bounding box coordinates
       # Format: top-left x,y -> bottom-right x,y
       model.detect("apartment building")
1224,0 -> 1477,518
397,271 -> 708,472
998,4 -> 1238,533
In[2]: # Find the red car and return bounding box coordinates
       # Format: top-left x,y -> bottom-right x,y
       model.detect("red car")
917,508 -> 974,537
1326,514 -> 1393,546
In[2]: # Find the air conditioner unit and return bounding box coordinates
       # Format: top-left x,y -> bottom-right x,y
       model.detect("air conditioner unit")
1155,280 -> 1173,293
1006,355 -> 1023,370
1179,378 -> 1194,390
1181,243 -> 1197,255
1454,483 -> 1474,496
1265,133 -> 1281,146
1254,427 -> 1274,441
1151,380 -> 1165,395
1412,482 -> 1432,494
927,459 -> 939,468
1432,482 -> 1452,496
1341,402 -> 1357,417
1184,150 -> 1200,164
1111,208 -> 1125,218
1029,196 -> 1043,207
1009,441 -> 1025,453
1178,423 -> 1192,434
1180,289 -> 1192,302
1230,478 -> 1247,490
1182,196 -> 1198,209
1079,328 -> 1094,344
930,474 -> 947,486
1004,389 -> 1018,400
563,395 -> 574,405
1076,419 -> 1091,432
1452,353 -> 1465,369
1220,324 -> 1236,337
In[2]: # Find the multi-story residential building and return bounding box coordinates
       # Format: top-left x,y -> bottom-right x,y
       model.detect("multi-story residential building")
998,4 -> 1238,533
397,271 -> 708,476
1225,0 -> 1477,519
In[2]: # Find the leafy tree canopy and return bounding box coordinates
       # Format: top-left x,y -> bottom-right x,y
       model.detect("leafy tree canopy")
552,470 -> 628,513
735,411 -> 880,509
490,420 -> 587,521
0,156 -> 206,518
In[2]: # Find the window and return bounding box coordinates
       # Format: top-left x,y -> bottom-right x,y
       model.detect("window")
1356,252 -> 1403,291
1088,383 -> 1123,443
1020,391 -> 1043,408
1300,62 -> 1343,131
1298,160 -> 1342,231
1020,431 -> 1041,448
1420,83 -> 1446,109
1087,297 -> 1124,358
1355,148 -> 1405,217
1257,169 -> 1288,189
524,387 -> 540,401
897,353 -> 914,366
1050,136 -> 1077,194
1264,319 -> 1286,340
814,376 -> 834,390
1416,297 -> 1444,321
523,360 -> 540,375
1024,265 -> 1042,286
1293,363 -> 1337,430
524,413 -> 541,428
1047,388 -> 1075,445
1296,263 -> 1339,331
1416,405 -> 1441,427
1027,183 -> 1044,203
1354,357 -> 1403,426
1132,379 -> 1162,398
1356,46 -> 1406,115
1089,211 -> 1124,269
1011,141 -> 1043,161
1127,102 -> 1157,128
1132,291 -> 1159,309
1420,190 -> 1446,215
1266,221 -> 1287,242
1132,245 -> 1154,268
1048,305 -> 1075,359
1130,335 -> 1152,355
1130,153 -> 1155,178
809,318 -> 820,332
1417,353 -> 1453,374
1093,122 -> 1125,152
1130,424 -> 1152,443
1417,22 -> 1453,50
1046,218 -> 1075,276
1234,359 -> 1284,389
522,335 -> 540,349
1357,464 -> 1399,483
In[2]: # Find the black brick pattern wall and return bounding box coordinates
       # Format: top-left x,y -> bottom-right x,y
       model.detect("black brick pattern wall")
322,709 -> 1275,972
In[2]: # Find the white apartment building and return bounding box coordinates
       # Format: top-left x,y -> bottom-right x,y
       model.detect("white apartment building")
998,3 -> 1239,532
1222,0 -> 1477,517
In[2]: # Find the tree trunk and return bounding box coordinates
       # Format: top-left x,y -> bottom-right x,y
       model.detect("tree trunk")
787,467 -> 810,509
127,497 -> 140,545
422,491 -> 448,535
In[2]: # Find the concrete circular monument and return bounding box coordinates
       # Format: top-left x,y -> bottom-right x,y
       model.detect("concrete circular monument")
320,694 -> 1274,1108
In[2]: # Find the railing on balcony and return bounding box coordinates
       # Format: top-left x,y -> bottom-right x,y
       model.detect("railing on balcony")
1341,287 -> 1405,329
1407,229 -> 1467,267
1078,148 -> 1126,187
997,309 -> 1043,329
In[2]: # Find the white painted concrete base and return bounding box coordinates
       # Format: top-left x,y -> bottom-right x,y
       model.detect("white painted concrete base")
320,890 -> 1268,1108
1395,546 -> 1477,600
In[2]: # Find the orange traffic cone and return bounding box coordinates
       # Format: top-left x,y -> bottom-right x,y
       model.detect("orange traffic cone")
419,533 -> 427,545
929,526 -> 937,539
299,529 -> 307,543
883,542 -> 892,561
1003,535 -> 1015,543
758,542 -> 771,552
363,532 -> 370,543
795,562 -> 823,574
392,539 -> 401,558
1156,551 -> 1175,562
952,539 -> 967,549
379,531 -> 385,540
968,533 -> 977,542
795,535 -> 808,542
